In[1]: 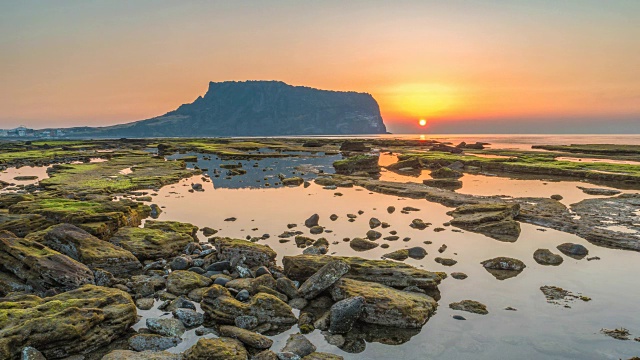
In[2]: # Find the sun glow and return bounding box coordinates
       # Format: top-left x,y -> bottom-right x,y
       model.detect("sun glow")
419,119 -> 427,126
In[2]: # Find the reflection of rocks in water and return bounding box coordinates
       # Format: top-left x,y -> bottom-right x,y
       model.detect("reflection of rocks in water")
481,257 -> 526,280
540,285 -> 591,307
324,322 -> 421,353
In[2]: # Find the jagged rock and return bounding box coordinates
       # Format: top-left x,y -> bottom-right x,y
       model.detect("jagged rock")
340,141 -> 371,152
330,278 -> 437,328
447,203 -> 521,242
211,238 -> 277,268
481,257 -> 526,280
0,285 -> 137,359
183,337 -> 248,360
219,325 -> 273,349
283,255 -> 442,297
109,227 -> 193,261
200,285 -> 297,332
128,274 -> 165,297
0,231 -> 94,295
128,334 -> 181,352
449,300 -> 488,315
533,249 -> 564,265
276,278 -> 299,299
368,218 -> 381,229
297,260 -> 350,299
166,270 -> 212,296
383,249 -> 409,261
25,223 -> 142,276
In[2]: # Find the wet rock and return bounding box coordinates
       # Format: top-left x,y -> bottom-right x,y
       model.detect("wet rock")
280,333 -> 317,358
253,350 -> 279,360
387,206 -> 395,214
236,289 -> 250,302
109,226 -> 193,261
283,177 -> 304,186
533,249 -> 564,266
365,230 -> 382,240
438,244 -> 447,253
166,270 -> 212,295
309,226 -> 324,235
556,243 -> 588,259
451,272 -> 467,280
383,249 -> 409,261
452,315 -> 466,320
170,256 -> 191,271
235,315 -> 259,330
329,296 -> 365,334
305,214 -> 320,228
481,257 -> 526,280
144,220 -> 199,240
447,203 -> 521,242
430,167 -> 462,179
25,223 -> 142,276
407,247 -> 427,259
219,325 -> 274,349
369,218 -> 381,229
212,238 -> 277,268
128,274 -> 165,297
449,300 -> 488,315
550,194 -> 563,201
540,285 -> 591,306
577,187 -> 621,196
146,318 -> 186,337
298,260 -> 350,299
20,347 -> 45,360
276,277 -> 299,299
0,231 -> 94,295
283,255 -> 442,296
330,278 -> 437,328
202,226 -> 218,237
136,298 -> 155,310
183,338 -> 248,360
349,237 -> 379,251
173,308 -> 204,327
329,214 -> 338,221
207,261 -> 232,272
435,257 -> 457,266
423,178 -> 462,190
600,328 -> 631,340
333,155 -> 380,175
303,352 -> 344,360
0,285 -> 136,359
410,219 -> 429,230
128,334 -> 181,352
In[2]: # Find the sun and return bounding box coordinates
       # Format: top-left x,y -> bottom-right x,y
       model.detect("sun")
418,119 -> 427,126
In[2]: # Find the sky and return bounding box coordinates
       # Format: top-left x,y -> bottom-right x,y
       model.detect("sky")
1,0 -> 639,134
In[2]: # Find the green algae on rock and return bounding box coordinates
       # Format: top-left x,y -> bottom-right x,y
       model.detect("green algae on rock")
108,226 -> 193,261
0,284 -> 137,359
447,203 -> 521,242
183,337 -> 248,360
166,270 -> 212,296
210,237 -> 277,268
333,155 -> 380,175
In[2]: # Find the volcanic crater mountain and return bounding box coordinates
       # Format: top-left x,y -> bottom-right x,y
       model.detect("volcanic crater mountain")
73,81 -> 387,137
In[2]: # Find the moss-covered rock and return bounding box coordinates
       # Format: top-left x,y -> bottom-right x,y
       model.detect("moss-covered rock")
200,285 -> 296,332
283,255 -> 442,298
333,155 -> 380,175
25,223 -> 141,276
330,278 -> 438,328
211,238 -> 277,268
282,177 -> 304,186
183,337 -> 248,360
144,220 -> 199,240
447,203 -> 521,242
166,270 -> 212,296
109,227 -> 193,261
102,350 -> 182,360
218,325 -> 273,349
449,299 -> 488,315
430,167 -> 462,179
0,285 -> 137,359
0,211 -> 54,238
0,231 -> 94,295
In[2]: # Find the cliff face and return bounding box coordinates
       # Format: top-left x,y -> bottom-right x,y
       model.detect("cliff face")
81,81 -> 387,137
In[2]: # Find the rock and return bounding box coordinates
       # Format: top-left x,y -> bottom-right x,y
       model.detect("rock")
447,203 -> 521,242
309,226 -> 324,235
25,223 -> 142,276
302,353 -> 344,360
236,289 -> 250,302
410,219 -> 429,230
449,300 -> 488,315
422,178 -> 462,190
340,141 -> 370,152
202,226 -> 218,236
0,231 -> 95,295
253,350 -> 279,360
128,334 -> 181,352
577,187 -> 621,196
235,315 -> 259,330
481,257 -> 526,280
183,337 -> 248,360
333,155 -> 380,175
298,260 -> 350,299
136,298 -> 155,310
276,277 -> 299,299
407,247 -> 427,259
556,243 -> 588,259
329,296 -> 365,334
211,238 -> 277,268
430,167 -> 462,179
533,249 -> 564,266
146,318 -> 186,337
330,278 -> 437,328
225,274 -> 277,296
305,214 -> 320,228
20,347 -> 46,360
128,274 -> 165,297
349,237 -> 379,251
435,257 -> 457,266
173,308 -> 204,327
170,256 -> 191,271
102,350 -> 181,360
452,315 -> 466,320
281,333 -> 317,358
200,285 -> 297,331
283,255 -> 442,297
208,261 -> 232,272
383,249 -> 409,261
166,270 -> 212,295
550,194 -> 563,200
143,220 -> 199,240
283,177 -> 304,186
365,230 -> 382,240
368,218 -> 381,229
109,226 -> 193,261
0,285 -> 136,359
219,325 -> 273,349
451,272 -> 467,280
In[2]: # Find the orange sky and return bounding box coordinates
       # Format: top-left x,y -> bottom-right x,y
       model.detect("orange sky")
1,1 -> 639,133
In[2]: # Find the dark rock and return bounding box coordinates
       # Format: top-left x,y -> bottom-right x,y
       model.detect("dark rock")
305,214 -> 320,228
280,333 -> 317,358
449,300 -> 488,315
128,334 -> 181,352
533,249 -> 564,265
329,296 -> 365,334
556,243 -> 589,259
297,260 -> 350,299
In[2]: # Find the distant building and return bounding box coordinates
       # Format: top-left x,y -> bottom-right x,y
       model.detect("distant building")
16,126 -> 27,137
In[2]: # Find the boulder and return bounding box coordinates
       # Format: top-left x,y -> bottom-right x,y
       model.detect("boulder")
430,167 -> 462,179
25,223 -> 142,276
109,227 -> 193,261
329,296 -> 365,334
0,285 -> 136,359
219,325 -> 273,349
283,255 -> 442,297
333,155 -> 380,175
481,257 -> 526,280
449,300 -> 488,315
211,238 -> 276,268
297,260 -> 350,299
102,350 -> 182,360
533,249 -> 564,266
383,249 -> 409,261
166,270 -> 212,296
330,278 -> 437,328
280,333 -> 316,358
349,238 -> 379,251
183,338 -> 248,360
447,203 -> 521,242
128,334 -> 181,352
0,231 -> 94,295
556,243 -> 589,259
146,318 -> 186,337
